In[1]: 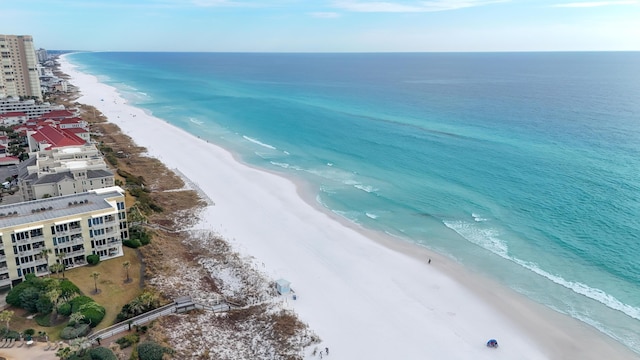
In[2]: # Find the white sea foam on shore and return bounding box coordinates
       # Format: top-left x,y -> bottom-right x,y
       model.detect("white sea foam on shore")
59,54 -> 640,360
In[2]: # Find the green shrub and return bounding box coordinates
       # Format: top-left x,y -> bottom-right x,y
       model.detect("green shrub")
123,239 -> 142,249
19,287 -> 40,313
5,281 -> 30,307
4,330 -> 20,339
59,279 -> 81,301
105,153 -> 118,166
68,353 -> 91,360
115,333 -> 139,349
35,313 -> 51,326
60,323 -> 90,339
130,227 -> 151,246
87,254 -> 100,265
137,341 -> 167,360
69,296 -> 94,311
89,346 -> 117,360
58,302 -> 72,316
79,304 -> 106,327
36,295 -> 53,314
23,328 -> 35,336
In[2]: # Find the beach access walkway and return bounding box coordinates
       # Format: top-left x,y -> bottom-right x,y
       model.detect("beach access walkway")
171,168 -> 215,206
88,296 -> 232,341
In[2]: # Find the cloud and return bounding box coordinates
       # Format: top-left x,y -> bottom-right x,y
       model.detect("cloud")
331,0 -> 508,12
309,12 -> 342,18
551,0 -> 637,7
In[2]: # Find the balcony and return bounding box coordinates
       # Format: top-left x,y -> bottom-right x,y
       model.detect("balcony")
17,248 -> 42,257
0,278 -> 11,287
20,257 -> 47,268
14,235 -> 45,245
63,249 -> 86,258
55,226 -> 83,236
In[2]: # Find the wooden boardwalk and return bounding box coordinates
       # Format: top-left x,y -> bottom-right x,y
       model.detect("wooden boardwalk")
88,297 -> 231,341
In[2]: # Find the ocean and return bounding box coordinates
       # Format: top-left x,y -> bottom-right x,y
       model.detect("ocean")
67,52 -> 640,353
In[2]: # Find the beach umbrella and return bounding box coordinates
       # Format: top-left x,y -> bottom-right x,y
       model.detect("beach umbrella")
486,339 -> 498,348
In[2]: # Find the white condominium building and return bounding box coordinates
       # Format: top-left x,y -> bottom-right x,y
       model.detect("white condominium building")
0,35 -> 42,100
18,144 -> 115,201
0,187 -> 128,289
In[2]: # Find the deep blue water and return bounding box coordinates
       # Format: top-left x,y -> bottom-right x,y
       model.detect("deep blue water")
68,52 -> 640,352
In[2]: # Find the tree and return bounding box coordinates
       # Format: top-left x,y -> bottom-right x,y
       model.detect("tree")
68,312 -> 85,326
0,310 -> 14,330
56,252 -> 67,278
90,272 -> 100,294
58,279 -> 81,303
56,345 -> 71,360
122,261 -> 131,283
49,263 -> 63,278
40,248 -> 52,276
46,287 -> 61,322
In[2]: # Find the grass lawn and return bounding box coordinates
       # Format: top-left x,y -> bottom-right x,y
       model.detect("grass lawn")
62,247 -> 143,330
4,247 -> 143,340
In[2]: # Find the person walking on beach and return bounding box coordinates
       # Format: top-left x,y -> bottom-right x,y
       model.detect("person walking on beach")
325,347 -> 329,355
428,258 -> 431,264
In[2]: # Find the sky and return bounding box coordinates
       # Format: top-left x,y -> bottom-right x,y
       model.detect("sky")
1,0 -> 639,52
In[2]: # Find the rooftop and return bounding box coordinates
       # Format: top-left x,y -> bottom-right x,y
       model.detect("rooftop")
0,186 -> 124,229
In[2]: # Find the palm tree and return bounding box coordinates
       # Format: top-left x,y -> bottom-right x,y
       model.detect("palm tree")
70,337 -> 93,356
50,263 -> 63,278
68,312 -> 85,326
0,310 -> 13,330
56,345 -> 71,360
90,271 -> 100,294
46,287 -> 61,323
40,248 -> 52,276
122,261 -> 131,283
56,252 -> 66,278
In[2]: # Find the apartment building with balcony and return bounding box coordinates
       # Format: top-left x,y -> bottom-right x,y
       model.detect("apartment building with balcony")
0,97 -> 64,119
0,186 -> 128,289
0,35 -> 42,101
18,144 -> 115,201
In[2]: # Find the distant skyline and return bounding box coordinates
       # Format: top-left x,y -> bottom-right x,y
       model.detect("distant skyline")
2,0 -> 639,52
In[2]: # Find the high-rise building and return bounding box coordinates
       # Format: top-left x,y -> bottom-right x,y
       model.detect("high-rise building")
0,35 -> 43,100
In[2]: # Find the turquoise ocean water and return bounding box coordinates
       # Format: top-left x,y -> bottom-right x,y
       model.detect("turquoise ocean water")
68,52 -> 640,352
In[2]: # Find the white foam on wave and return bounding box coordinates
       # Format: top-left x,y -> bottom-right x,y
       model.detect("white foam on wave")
283,151 -> 290,155
444,220 -> 509,256
354,184 -> 378,193
472,213 -> 488,222
444,219 -> 640,322
189,117 -> 204,125
513,257 -> 640,321
327,162 -> 334,167
243,135 -> 277,150
365,212 -> 378,219
270,161 -> 303,171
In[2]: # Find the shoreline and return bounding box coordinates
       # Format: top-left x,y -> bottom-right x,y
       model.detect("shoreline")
58,54 -> 639,360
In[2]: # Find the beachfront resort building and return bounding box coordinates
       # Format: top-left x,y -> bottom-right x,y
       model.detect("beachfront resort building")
0,186 -> 128,289
0,34 -> 42,101
0,97 -> 64,119
18,144 -> 115,201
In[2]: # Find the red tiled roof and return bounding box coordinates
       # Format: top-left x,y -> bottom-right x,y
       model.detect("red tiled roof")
40,109 -> 74,119
59,117 -> 84,124
0,111 -> 27,118
30,125 -> 86,149
0,156 -> 19,163
64,127 -> 88,134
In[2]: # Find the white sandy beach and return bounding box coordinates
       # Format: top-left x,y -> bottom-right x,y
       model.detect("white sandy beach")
59,55 -> 639,360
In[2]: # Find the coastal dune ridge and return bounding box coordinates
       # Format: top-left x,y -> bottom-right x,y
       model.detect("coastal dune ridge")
58,54 -> 639,360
